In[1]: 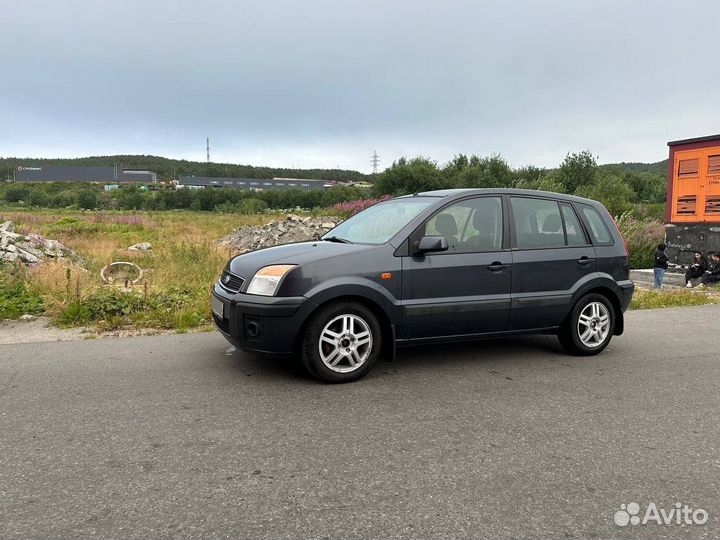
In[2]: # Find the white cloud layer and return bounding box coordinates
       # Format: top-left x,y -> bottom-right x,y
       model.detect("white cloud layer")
2,0 -> 719,172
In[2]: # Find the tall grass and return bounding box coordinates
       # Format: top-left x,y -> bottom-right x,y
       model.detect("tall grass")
617,214 -> 665,269
2,209 -> 274,330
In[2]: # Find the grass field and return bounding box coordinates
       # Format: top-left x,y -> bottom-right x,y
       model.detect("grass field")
629,287 -> 720,310
0,208 -> 273,330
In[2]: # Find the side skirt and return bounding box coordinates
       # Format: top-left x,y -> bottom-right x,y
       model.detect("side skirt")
395,326 -> 560,348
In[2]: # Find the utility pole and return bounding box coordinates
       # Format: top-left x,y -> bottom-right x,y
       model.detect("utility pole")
371,151 -> 380,174
206,137 -> 210,163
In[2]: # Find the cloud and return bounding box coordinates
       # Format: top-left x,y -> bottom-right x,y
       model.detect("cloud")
2,0 -> 719,172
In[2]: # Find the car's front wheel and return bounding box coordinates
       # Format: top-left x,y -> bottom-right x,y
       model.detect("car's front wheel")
302,302 -> 382,383
558,293 -> 615,355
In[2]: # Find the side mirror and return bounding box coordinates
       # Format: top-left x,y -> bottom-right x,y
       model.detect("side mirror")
416,236 -> 448,254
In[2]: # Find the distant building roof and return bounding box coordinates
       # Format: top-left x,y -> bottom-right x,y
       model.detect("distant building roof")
668,134 -> 720,147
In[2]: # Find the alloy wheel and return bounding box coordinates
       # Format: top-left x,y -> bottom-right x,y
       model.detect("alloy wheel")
577,301 -> 610,348
318,314 -> 373,373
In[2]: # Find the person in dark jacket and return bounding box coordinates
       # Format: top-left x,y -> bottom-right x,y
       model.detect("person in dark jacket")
685,251 -> 708,288
701,252 -> 720,287
653,243 -> 669,288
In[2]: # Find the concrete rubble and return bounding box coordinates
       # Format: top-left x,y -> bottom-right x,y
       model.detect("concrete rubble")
0,221 -> 81,265
219,214 -> 342,253
127,242 -> 153,252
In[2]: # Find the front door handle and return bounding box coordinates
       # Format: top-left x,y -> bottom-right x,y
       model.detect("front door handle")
577,256 -> 595,266
487,261 -> 509,272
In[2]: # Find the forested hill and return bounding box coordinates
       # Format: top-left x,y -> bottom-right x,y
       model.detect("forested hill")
0,155 -> 370,182
599,160 -> 668,176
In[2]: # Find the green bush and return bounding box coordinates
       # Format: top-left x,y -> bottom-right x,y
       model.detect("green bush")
77,190 -> 98,209
58,285 -> 210,330
0,267 -> 44,319
3,186 -> 29,203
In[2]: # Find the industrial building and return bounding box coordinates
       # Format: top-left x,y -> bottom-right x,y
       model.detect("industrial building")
177,176 -> 325,191
665,134 -> 720,265
14,165 -> 157,183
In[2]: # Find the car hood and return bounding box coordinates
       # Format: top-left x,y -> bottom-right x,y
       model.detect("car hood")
227,240 -> 375,280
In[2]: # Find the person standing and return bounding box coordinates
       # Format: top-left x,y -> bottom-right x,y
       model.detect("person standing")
653,243 -> 669,288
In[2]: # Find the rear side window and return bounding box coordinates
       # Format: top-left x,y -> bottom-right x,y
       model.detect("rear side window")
560,204 -> 588,246
579,205 -> 612,244
510,197 -> 565,248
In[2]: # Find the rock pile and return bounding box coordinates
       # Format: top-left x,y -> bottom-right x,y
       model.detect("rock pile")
219,214 -> 342,253
0,221 -> 80,265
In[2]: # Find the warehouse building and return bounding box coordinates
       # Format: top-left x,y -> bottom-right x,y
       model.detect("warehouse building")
177,176 -> 325,191
15,166 -> 157,183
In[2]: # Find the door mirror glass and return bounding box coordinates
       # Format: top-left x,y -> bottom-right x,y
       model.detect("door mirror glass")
416,236 -> 448,254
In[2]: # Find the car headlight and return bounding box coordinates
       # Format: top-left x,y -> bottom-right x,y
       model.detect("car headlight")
245,265 -> 296,296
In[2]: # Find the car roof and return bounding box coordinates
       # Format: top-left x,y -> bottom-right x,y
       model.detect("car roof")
411,187 -> 601,206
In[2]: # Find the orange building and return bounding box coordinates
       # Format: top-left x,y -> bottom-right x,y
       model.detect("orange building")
667,135 -> 720,223
665,134 -> 720,265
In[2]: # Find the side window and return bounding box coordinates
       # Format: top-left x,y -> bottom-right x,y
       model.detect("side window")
423,196 -> 502,252
579,205 -> 612,244
510,197 -> 565,249
560,204 -> 588,246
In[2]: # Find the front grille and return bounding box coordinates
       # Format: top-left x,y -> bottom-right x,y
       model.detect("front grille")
219,270 -> 245,293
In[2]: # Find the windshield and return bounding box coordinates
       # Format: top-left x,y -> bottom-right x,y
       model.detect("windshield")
324,197 -> 435,245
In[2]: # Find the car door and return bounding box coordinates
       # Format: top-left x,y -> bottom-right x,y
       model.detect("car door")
400,195 -> 512,339
507,196 -> 597,331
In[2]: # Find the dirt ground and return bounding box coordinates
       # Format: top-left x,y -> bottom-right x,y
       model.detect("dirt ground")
0,317 -> 197,346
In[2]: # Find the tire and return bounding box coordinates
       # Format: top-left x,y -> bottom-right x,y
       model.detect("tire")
557,293 -> 615,356
301,302 -> 382,383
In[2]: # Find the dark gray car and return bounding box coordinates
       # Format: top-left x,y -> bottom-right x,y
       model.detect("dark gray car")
211,189 -> 634,382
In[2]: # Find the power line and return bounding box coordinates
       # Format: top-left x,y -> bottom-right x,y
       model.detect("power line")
206,137 -> 210,163
371,150 -> 380,174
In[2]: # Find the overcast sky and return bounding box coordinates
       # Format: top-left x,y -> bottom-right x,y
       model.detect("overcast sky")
2,0 -> 719,173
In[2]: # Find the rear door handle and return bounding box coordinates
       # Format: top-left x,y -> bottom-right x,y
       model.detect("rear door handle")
577,256 -> 595,266
487,261 -> 509,272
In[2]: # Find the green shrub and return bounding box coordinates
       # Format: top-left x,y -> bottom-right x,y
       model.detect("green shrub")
58,301 -> 92,325
3,186 -> 29,203
0,268 -> 44,319
77,190 -> 98,209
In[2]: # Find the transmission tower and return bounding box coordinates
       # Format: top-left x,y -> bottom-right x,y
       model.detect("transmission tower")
206,137 -> 210,163
371,150 -> 380,174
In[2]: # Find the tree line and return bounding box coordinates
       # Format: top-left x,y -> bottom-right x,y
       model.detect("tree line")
372,151 -> 667,217
1,151 -> 668,218
0,182 -> 367,213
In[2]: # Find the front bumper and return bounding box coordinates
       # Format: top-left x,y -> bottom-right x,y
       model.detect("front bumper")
211,283 -> 317,357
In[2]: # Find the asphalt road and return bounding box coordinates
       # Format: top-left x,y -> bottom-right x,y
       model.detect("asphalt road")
1,305 -> 720,539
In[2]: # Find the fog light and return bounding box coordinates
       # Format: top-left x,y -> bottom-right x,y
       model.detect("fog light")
246,320 -> 261,338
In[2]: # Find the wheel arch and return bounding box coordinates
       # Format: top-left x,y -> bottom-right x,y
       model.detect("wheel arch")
293,292 -> 397,361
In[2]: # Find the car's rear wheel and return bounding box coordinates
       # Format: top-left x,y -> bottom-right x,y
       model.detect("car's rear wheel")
301,302 -> 382,383
558,293 -> 615,355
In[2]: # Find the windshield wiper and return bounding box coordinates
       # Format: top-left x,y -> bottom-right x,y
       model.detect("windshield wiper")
324,236 -> 353,244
